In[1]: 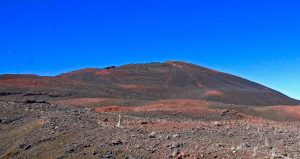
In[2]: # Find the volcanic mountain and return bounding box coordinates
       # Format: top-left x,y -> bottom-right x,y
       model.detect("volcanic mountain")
0,61 -> 298,106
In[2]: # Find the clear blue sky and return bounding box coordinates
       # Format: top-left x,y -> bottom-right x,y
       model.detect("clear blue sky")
0,0 -> 299,99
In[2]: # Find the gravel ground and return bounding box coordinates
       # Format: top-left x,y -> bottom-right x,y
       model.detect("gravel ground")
1,101 -> 300,159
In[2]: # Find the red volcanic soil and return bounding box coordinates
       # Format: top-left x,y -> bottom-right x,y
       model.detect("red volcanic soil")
270,105 -> 300,120
116,84 -> 151,90
0,75 -> 50,88
204,90 -> 224,97
52,98 -> 214,113
53,98 -> 113,106
0,75 -> 84,89
52,97 -> 300,121
51,98 -> 148,107
84,99 -> 249,124
52,97 -> 300,122
95,106 -> 135,112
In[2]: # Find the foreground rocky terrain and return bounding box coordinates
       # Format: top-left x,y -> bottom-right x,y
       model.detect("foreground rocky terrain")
1,101 -> 300,159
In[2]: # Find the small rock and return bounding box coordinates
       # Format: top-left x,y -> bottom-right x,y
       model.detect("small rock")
92,151 -> 98,155
19,143 -> 26,149
245,143 -> 251,147
221,109 -> 230,116
140,121 -> 148,125
230,146 -> 236,151
149,132 -> 156,138
83,143 -> 91,148
151,149 -> 156,153
1,116 -> 21,124
216,143 -> 224,147
282,153 -> 288,157
112,140 -> 123,145
22,144 -> 32,150
19,143 -> 32,150
268,146 -> 273,149
135,144 -> 141,149
213,121 -> 222,126
66,148 -> 75,153
173,134 -> 180,138
102,151 -> 114,158
171,143 -> 181,149
157,134 -> 164,139
165,135 -> 171,140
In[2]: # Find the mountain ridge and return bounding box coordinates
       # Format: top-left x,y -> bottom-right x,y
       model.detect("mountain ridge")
0,61 -> 298,106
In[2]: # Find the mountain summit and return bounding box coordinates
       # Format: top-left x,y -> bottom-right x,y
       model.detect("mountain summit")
0,61 -> 298,106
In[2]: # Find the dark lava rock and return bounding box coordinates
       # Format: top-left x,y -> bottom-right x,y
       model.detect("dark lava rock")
1,116 -> 22,124
66,147 -> 75,153
140,121 -> 148,125
24,145 -> 32,150
19,143 -> 26,149
149,132 -> 156,138
0,92 -> 20,96
92,151 -> 98,156
19,143 -> 32,150
23,99 -> 47,104
221,109 -> 230,116
66,143 -> 83,153
112,140 -> 123,145
102,151 -> 115,158
171,143 -> 181,149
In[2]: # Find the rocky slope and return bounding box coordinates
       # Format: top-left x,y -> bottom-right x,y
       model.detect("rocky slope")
0,61 -> 298,106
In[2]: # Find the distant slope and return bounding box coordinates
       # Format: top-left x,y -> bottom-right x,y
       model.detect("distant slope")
0,61 -> 298,106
